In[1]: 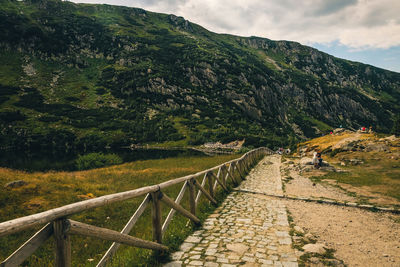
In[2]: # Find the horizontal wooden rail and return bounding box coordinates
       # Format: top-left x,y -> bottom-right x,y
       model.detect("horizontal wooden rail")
0,185 -> 160,237
0,147 -> 273,267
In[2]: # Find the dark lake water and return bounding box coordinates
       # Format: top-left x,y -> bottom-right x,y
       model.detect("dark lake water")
0,148 -> 206,172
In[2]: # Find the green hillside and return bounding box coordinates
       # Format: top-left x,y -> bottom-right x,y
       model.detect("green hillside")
1,0 -> 399,157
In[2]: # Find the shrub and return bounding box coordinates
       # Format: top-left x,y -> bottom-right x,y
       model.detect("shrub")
75,152 -> 123,170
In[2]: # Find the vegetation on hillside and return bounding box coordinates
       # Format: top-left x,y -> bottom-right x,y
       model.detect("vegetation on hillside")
0,0 -> 399,158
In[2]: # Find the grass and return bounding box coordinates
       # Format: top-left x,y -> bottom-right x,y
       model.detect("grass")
320,151 -> 400,201
0,153 -> 245,266
302,132 -> 400,203
300,132 -> 375,152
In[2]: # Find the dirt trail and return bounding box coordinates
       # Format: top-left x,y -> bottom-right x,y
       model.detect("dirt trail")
285,200 -> 400,266
285,170 -> 356,202
282,158 -> 400,266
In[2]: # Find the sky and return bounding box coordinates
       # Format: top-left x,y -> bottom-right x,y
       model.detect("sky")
71,0 -> 400,73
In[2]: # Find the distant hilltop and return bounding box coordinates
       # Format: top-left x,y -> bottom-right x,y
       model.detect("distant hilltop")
0,0 -> 399,156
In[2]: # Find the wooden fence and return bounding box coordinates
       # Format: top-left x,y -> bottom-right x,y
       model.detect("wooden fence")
0,147 -> 272,267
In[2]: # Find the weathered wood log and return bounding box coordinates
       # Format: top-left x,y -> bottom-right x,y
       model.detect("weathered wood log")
0,185 -> 160,237
1,223 -> 53,267
151,191 -> 163,244
162,181 -> 188,234
236,160 -> 246,180
222,165 -> 228,187
193,180 -> 217,205
213,167 -> 221,192
226,163 -> 238,185
235,161 -> 243,180
97,194 -> 151,267
53,218 -> 71,267
188,179 -> 196,216
67,220 -> 168,251
212,178 -> 219,194
209,172 -> 228,192
159,192 -> 200,224
207,172 -> 214,198
195,173 -> 207,204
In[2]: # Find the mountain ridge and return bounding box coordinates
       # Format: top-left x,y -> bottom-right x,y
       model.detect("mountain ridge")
0,0 -> 399,156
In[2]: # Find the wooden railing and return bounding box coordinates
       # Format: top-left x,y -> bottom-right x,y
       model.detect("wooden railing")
0,147 -> 272,267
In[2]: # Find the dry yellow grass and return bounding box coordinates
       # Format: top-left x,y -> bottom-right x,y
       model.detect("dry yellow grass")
301,132 -> 400,206
300,132 -> 374,152
0,154 -> 242,266
0,154 -> 238,221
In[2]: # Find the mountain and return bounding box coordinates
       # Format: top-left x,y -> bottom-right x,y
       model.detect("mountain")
0,0 -> 399,155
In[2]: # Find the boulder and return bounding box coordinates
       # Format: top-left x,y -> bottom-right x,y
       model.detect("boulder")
302,243 -> 326,254
364,143 -> 389,152
294,225 -> 305,234
384,135 -> 397,142
304,233 -> 315,243
300,157 -> 313,166
321,160 -> 330,167
333,128 -> 345,134
301,166 -> 314,172
5,180 -> 28,188
325,259 -> 345,266
309,257 -> 322,264
348,159 -> 364,165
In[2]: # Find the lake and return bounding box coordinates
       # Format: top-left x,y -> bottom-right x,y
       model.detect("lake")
0,148 -> 206,172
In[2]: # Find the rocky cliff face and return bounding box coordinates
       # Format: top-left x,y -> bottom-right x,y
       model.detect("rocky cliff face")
0,0 -> 399,153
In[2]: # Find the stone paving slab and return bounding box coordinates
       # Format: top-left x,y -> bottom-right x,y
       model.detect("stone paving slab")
165,155 -> 298,267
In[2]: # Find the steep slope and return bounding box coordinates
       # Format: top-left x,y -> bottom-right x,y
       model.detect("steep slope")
0,0 -> 399,155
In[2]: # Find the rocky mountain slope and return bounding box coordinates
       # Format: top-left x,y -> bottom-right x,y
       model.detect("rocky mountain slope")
1,0 -> 399,155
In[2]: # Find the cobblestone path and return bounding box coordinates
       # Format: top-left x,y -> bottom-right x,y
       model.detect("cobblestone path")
165,155 -> 298,267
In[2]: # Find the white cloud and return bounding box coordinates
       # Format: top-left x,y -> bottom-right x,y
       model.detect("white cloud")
71,0 -> 400,49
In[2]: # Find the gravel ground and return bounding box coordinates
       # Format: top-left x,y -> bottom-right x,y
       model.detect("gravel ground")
281,157 -> 400,266
285,169 -> 356,202
284,199 -> 400,267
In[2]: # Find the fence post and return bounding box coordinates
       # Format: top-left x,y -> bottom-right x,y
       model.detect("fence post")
244,155 -> 250,173
151,191 -> 162,244
188,179 -> 196,217
230,163 -> 239,186
53,218 -> 71,267
236,160 -> 245,180
222,166 -> 227,187
207,172 -> 214,199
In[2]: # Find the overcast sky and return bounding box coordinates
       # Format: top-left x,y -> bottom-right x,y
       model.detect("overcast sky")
72,0 -> 400,72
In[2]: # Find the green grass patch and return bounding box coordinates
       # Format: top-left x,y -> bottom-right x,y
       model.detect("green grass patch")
312,150 -> 400,201
75,152 -> 123,170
